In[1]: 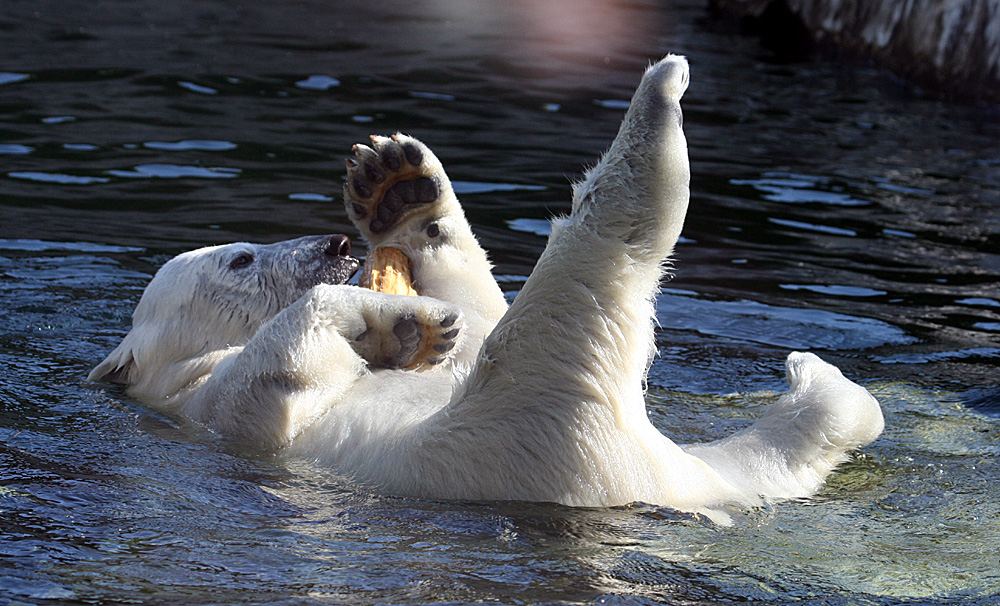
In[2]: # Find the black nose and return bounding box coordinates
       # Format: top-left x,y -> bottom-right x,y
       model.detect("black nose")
325,234 -> 352,257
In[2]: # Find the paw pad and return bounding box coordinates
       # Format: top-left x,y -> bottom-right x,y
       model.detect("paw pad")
391,315 -> 422,366
345,135 -> 443,235
362,306 -> 464,370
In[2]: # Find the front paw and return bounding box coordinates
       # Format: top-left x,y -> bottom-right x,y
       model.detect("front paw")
387,310 -> 462,369
344,134 -> 453,240
354,298 -> 464,370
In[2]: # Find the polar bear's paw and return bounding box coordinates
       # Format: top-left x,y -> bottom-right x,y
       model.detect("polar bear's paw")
344,134 -> 454,240
353,299 -> 464,370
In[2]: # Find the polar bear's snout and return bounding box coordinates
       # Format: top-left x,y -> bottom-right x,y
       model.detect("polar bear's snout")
325,234 -> 354,259
291,234 -> 361,287
318,234 -> 361,285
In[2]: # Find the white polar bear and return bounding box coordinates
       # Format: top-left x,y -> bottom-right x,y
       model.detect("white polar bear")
90,55 -> 884,520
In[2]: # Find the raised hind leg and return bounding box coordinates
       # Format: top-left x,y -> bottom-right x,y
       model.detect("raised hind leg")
324,56 -> 881,517
412,56 -> 727,509
460,55 -> 693,420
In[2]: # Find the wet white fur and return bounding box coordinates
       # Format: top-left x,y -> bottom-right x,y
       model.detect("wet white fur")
91,56 -> 884,520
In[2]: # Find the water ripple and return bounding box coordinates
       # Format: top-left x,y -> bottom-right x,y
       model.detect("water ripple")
8,172 -> 109,185
0,239 -> 144,253
295,75 -> 341,90
656,288 -> 914,351
144,140 -> 237,151
0,144 -> 34,155
106,164 -> 241,179
0,72 -> 30,86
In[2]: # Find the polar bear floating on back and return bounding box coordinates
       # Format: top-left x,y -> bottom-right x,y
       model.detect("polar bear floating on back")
90,56 -> 883,521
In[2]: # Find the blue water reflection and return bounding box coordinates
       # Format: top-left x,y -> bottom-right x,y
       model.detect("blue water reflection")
656,288 -> 915,351
1,0 -> 998,603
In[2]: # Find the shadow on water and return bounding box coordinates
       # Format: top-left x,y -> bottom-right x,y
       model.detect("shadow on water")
2,0 -> 999,604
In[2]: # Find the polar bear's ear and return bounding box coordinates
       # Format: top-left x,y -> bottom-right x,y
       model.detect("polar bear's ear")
88,341 -> 137,385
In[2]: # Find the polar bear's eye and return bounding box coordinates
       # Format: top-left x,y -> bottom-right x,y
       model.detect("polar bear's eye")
229,253 -> 254,270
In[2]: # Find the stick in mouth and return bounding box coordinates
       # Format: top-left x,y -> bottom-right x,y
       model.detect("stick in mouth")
361,246 -> 418,297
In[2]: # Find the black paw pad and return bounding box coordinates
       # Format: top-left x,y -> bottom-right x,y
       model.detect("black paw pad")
381,146 -> 403,171
352,176 -> 372,199
433,341 -> 455,354
364,161 -> 386,184
401,142 -> 423,166
345,137 -> 447,239
389,178 -> 438,205
368,178 -> 439,234
391,316 -> 421,365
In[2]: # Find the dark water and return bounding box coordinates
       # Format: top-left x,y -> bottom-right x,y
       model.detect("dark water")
2,1 -> 999,604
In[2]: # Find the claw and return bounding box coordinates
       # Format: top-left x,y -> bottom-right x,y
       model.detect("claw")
353,143 -> 378,163
369,134 -> 393,149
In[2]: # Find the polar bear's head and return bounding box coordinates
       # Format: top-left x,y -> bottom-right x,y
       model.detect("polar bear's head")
89,234 -> 360,400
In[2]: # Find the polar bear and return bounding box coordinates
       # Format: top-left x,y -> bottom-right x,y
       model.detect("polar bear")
90,55 -> 884,520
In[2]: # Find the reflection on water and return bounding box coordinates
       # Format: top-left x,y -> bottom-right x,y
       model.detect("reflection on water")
2,0 -> 999,604
656,287 -> 915,351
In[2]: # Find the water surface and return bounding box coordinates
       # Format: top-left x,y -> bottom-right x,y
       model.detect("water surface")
2,0 -> 999,604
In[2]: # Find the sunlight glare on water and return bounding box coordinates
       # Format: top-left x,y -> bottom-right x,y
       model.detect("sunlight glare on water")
1,0 -> 999,604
